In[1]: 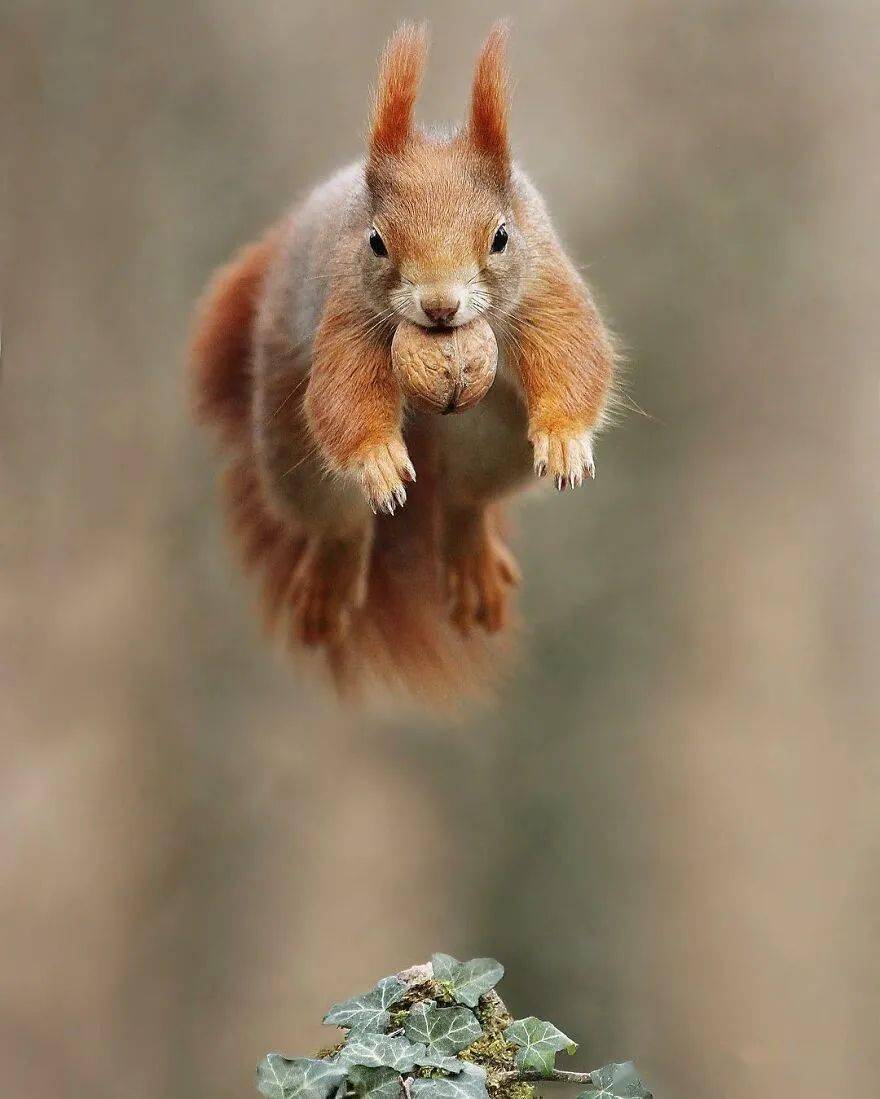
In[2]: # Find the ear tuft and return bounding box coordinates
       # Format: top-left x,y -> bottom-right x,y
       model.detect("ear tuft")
369,22 -> 429,160
468,21 -> 511,179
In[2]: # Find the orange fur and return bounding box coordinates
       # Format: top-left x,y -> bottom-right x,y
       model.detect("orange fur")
189,234 -> 277,446
369,22 -> 428,161
305,294 -> 404,470
468,20 -> 511,183
191,238 -> 501,703
512,251 -> 615,439
444,502 -> 521,634
189,22 -> 617,704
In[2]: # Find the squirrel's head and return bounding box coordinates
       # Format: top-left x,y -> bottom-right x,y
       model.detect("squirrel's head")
360,22 -> 524,330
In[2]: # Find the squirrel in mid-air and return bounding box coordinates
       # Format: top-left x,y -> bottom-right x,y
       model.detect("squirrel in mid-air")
191,22 -> 616,700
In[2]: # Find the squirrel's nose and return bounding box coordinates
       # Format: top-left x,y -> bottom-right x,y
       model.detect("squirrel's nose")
420,295 -> 460,327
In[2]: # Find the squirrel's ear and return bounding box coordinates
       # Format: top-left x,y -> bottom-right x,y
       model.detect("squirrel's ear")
369,22 -> 429,162
468,21 -> 511,182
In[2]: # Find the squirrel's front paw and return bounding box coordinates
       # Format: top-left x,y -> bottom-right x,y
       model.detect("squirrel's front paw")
531,427 -> 596,491
353,437 -> 416,515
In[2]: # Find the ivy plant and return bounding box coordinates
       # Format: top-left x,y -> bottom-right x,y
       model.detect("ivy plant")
324,977 -> 409,1033
576,1062 -> 652,1099
405,1001 -> 483,1055
257,956 -> 653,1099
504,1018 -> 577,1076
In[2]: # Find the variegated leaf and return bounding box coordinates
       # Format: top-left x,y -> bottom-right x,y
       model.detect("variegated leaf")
324,976 -> 408,1033
415,1050 -> 465,1073
504,1017 -> 577,1076
410,1063 -> 490,1099
577,1062 -> 652,1099
404,1001 -> 482,1056
339,1032 -> 422,1073
347,1065 -> 403,1099
430,955 -> 504,1009
256,1056 -> 348,1099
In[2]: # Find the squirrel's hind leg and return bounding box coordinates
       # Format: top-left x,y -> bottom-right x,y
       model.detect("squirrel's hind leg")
223,450 -> 373,649
252,326 -> 376,647
253,436 -> 374,647
287,528 -> 372,646
443,503 -> 521,635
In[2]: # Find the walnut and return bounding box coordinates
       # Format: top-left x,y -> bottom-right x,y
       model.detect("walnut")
391,318 -> 498,414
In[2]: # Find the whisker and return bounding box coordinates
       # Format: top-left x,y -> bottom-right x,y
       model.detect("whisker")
264,371 -> 308,426
353,307 -> 397,342
279,436 -> 324,479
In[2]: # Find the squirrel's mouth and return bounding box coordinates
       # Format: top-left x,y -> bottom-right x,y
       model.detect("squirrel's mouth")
405,306 -> 475,331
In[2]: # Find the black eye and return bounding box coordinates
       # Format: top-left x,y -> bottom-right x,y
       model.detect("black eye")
369,228 -> 388,257
491,224 -> 508,253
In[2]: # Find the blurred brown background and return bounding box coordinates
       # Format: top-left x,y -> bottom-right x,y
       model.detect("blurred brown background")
2,2 -> 878,1097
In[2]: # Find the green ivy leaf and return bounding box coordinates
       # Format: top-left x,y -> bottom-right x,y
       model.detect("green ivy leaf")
415,1050 -> 466,1073
503,1017 -> 578,1075
324,977 -> 408,1033
339,1032 -> 422,1073
405,1001 -> 483,1056
410,1063 -> 490,1099
256,1056 -> 348,1099
430,955 -> 504,1008
347,1065 -> 403,1099
577,1062 -> 652,1099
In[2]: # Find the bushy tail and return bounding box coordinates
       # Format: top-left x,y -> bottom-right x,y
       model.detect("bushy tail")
190,238 -> 505,705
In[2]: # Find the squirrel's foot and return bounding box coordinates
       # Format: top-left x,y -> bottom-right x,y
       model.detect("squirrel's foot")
289,533 -> 368,646
531,426 -> 595,490
353,437 -> 416,515
446,532 -> 521,635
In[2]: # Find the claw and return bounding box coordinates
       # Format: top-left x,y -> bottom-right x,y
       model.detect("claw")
355,438 -> 415,516
532,427 -> 595,492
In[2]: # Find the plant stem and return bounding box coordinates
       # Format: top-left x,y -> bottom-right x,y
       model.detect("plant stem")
497,1069 -> 596,1086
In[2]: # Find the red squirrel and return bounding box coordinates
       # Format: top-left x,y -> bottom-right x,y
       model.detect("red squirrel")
191,22 -> 616,700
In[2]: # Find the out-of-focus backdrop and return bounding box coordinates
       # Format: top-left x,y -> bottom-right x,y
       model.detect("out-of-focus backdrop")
2,2 -> 878,1097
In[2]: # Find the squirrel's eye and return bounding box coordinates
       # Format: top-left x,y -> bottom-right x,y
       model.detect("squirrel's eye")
369,228 -> 388,257
491,224 -> 508,254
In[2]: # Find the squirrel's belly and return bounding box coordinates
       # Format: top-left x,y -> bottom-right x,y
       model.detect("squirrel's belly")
432,371 -> 532,505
